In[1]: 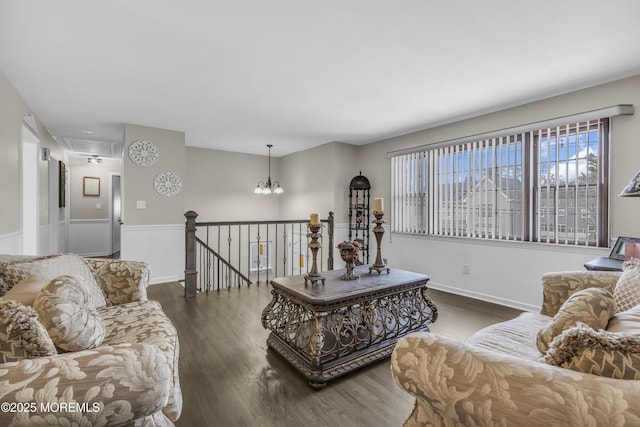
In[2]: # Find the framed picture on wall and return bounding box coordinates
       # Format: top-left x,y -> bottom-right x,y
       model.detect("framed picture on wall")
58,161 -> 66,207
83,176 -> 100,196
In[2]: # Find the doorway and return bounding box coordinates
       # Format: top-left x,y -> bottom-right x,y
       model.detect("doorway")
21,126 -> 38,255
111,174 -> 121,258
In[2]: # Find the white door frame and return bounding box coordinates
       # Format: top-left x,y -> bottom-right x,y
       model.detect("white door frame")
21,125 -> 39,255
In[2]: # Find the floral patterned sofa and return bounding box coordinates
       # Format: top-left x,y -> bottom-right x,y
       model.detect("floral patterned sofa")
391,263 -> 640,427
0,253 -> 182,427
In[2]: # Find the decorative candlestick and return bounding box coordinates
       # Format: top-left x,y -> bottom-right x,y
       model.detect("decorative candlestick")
370,210 -> 390,274
304,223 -> 325,285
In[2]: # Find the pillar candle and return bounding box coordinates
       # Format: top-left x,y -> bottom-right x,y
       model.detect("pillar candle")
310,213 -> 319,225
374,198 -> 383,213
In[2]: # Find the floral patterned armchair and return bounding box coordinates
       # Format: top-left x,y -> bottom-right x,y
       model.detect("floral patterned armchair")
391,270 -> 640,427
0,254 -> 182,427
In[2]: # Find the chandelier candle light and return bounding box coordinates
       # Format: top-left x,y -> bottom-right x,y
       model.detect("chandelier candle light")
255,144 -> 283,194
305,213 -> 325,285
370,197 -> 390,274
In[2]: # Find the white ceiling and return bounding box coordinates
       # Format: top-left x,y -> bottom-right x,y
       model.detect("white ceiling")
1,1 -> 640,158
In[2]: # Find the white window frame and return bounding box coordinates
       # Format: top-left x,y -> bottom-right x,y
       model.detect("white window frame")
388,105 -> 634,247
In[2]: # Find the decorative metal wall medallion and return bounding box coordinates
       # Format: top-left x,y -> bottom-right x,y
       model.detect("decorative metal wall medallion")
153,171 -> 182,197
128,139 -> 159,167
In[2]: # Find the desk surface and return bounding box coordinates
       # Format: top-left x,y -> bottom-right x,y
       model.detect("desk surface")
584,257 -> 623,271
270,265 -> 429,305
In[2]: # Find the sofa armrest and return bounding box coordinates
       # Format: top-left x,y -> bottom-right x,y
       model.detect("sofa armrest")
392,332 -> 640,427
540,271 -> 620,316
85,259 -> 150,304
0,343 -> 171,427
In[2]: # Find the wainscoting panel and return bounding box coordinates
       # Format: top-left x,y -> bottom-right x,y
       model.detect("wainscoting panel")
69,219 -> 111,257
0,231 -> 22,254
57,221 -> 68,254
121,224 -> 184,285
39,224 -> 51,255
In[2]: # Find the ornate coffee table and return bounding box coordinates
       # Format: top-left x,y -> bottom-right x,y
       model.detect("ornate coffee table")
261,265 -> 437,388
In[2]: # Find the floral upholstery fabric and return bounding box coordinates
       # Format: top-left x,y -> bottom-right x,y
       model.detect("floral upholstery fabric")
392,332 -> 640,427
0,255 -> 180,427
544,323 -> 640,380
0,343 -> 172,427
613,259 -> 640,313
0,254 -> 107,309
540,270 -> 620,317
0,300 -> 56,362
392,270 -> 640,427
34,275 -> 106,352
85,258 -> 150,305
536,287 -> 616,353
100,300 -> 182,422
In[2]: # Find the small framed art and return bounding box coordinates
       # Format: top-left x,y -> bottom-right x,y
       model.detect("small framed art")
83,176 -> 100,196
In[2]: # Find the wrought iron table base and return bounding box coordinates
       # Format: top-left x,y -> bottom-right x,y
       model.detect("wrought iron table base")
262,267 -> 436,388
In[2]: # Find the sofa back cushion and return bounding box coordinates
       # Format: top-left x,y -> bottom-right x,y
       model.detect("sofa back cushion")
536,287 -> 615,353
0,254 -> 107,309
613,259 -> 640,312
34,275 -> 106,352
0,300 -> 57,362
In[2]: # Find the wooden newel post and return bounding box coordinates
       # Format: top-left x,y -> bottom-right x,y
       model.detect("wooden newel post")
184,210 -> 198,298
327,211 -> 334,270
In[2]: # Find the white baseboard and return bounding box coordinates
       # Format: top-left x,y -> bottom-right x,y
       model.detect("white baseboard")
427,281 -> 540,313
121,224 -> 184,285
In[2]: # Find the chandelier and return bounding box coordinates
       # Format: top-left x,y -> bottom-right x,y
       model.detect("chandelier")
88,155 -> 102,164
255,144 -> 283,194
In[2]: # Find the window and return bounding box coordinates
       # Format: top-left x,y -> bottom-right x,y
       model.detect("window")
391,118 -> 610,247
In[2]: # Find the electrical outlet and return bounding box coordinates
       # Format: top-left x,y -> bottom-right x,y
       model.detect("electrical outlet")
463,264 -> 470,274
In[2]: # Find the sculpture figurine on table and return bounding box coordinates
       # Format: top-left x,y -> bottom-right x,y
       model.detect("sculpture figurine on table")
370,199 -> 390,274
338,240 -> 361,280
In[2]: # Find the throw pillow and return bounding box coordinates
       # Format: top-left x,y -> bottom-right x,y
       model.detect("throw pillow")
614,258 -> 640,312
0,253 -> 107,309
544,322 -> 640,380
34,275 -> 106,352
536,287 -> 615,354
0,300 -> 57,362
2,275 -> 49,306
607,304 -> 640,334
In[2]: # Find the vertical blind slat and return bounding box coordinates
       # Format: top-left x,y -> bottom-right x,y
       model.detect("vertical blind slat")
390,119 -> 608,247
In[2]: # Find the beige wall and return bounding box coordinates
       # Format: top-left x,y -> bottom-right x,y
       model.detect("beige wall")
279,141 -> 358,223
68,157 -> 121,220
123,124 -> 185,225
0,71 -> 65,236
184,147 -> 280,221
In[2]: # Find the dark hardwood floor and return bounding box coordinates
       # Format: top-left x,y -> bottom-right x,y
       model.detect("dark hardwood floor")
148,282 -> 523,427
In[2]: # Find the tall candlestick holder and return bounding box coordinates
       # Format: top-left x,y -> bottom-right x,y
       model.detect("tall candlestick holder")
304,223 -> 325,285
369,211 -> 390,274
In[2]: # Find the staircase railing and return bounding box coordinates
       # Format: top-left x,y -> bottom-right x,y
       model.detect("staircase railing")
184,211 -> 334,297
